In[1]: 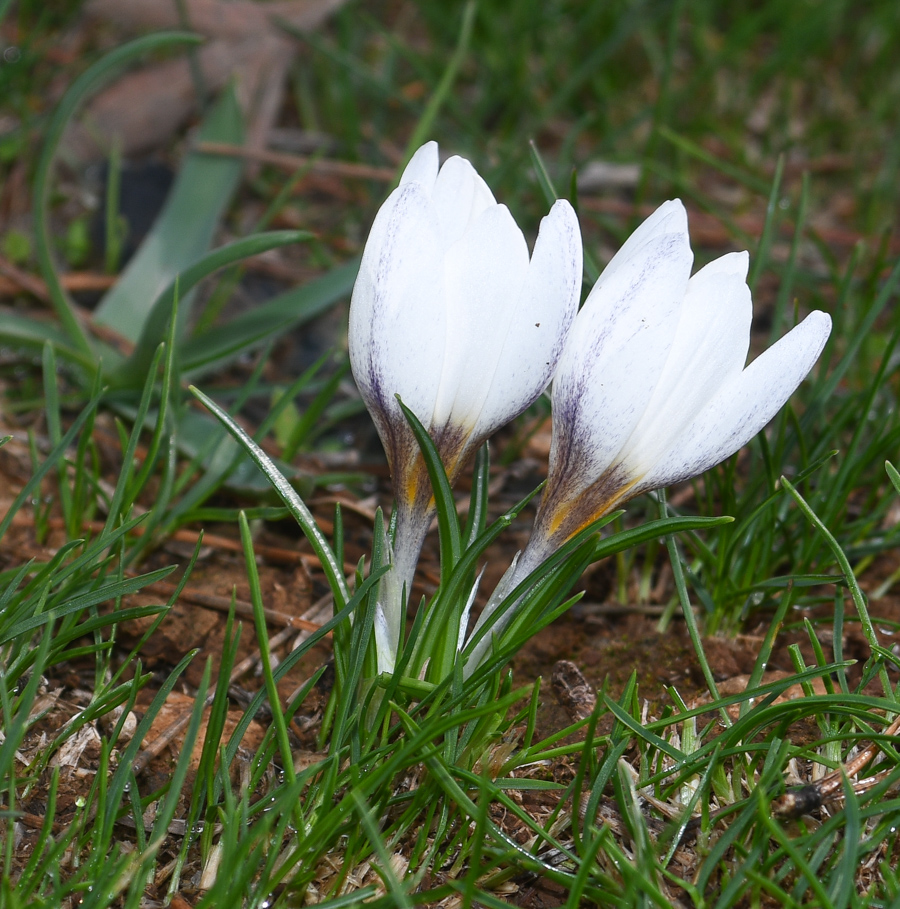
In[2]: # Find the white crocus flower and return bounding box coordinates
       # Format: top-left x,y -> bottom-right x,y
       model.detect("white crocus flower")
349,141 -> 582,670
467,199 -> 831,668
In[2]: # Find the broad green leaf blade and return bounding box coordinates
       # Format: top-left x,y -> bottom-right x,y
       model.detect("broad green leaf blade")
0,311 -> 87,366
92,84 -> 244,341
180,260 -> 359,378
0,310 -> 126,375
32,31 -> 202,360
116,230 -> 309,383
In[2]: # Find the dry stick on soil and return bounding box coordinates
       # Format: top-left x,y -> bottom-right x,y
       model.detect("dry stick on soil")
673,713 -> 900,845
768,712 -> 900,818
0,255 -> 64,299
12,512 -> 359,576
0,273 -> 117,298
194,142 -> 396,183
145,580 -> 324,633
0,256 -> 130,351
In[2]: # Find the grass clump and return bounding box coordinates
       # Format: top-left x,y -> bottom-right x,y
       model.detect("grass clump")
1,0 -> 900,905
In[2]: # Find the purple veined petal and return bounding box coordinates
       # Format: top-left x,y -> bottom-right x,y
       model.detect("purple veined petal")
642,309 -> 833,490
348,180 -> 447,434
620,251 -> 753,475
475,199 -> 582,433
431,202 -> 531,436
547,216 -> 693,498
400,140 -> 439,191
596,199 -> 687,290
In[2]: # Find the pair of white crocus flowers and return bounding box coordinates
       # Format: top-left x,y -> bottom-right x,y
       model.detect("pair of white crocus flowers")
349,141 -> 832,674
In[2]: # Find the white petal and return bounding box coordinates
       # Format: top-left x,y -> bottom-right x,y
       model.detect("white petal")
620,252 -> 752,474
692,249 -> 750,280
548,214 -> 693,495
476,199 -> 582,433
643,310 -> 832,489
400,141 -> 438,191
431,155 -> 497,249
431,203 -> 531,432
469,171 -> 497,220
349,181 -> 446,428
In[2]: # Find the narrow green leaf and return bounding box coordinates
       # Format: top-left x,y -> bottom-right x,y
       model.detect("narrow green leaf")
592,513 -> 733,561
886,460 -> 900,496
781,475 -> 892,698
0,312 -> 91,371
0,396 -> 100,544
401,1 -> 476,168
239,511 -> 296,785
397,397 -> 461,582
0,568 -> 175,644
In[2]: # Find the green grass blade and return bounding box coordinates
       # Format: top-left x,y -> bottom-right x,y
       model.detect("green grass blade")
0,396 -> 100,544
781,475 -> 892,698
397,398 -> 461,582
401,0 -> 476,169
189,385 -> 349,606
239,511 -> 296,786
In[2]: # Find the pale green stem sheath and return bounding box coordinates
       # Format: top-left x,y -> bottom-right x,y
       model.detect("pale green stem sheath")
464,551 -> 526,675
377,501 -> 433,672
464,482 -> 626,673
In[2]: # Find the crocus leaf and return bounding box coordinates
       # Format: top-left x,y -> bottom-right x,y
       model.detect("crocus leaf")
189,384 -> 350,607
0,311 -> 87,367
113,230 -> 310,385
180,259 -> 359,378
92,83 -> 244,342
32,31 -> 203,361
0,570 -> 176,645
591,514 -> 733,561
172,409 -> 296,492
